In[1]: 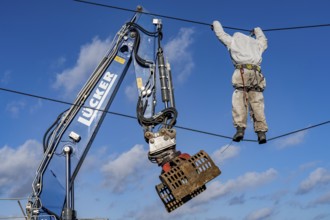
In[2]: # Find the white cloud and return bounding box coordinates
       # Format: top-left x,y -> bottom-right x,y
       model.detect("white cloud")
312,213 -> 330,220
309,191 -> 330,207
5,99 -> 43,117
250,189 -> 288,205
193,168 -> 278,204
212,144 -> 240,164
123,200 -> 206,220
276,130 -> 307,149
299,161 -> 320,172
54,28 -> 194,101
5,101 -> 26,118
123,28 -> 195,102
101,144 -> 150,193
0,140 -> 42,197
164,27 -> 195,83
79,146 -> 109,174
51,56 -> 66,69
245,207 -> 274,220
228,194 -> 245,205
125,81 -> 138,102
149,168 -> 278,217
29,99 -> 43,113
297,167 -> 330,195
52,36 -> 112,97
1,70 -> 11,84
124,203 -> 174,220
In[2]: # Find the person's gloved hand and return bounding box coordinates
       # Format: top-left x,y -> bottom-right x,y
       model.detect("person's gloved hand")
250,28 -> 255,37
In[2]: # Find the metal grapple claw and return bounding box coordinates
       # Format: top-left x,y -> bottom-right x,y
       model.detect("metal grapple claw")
155,150 -> 221,212
156,182 -> 206,212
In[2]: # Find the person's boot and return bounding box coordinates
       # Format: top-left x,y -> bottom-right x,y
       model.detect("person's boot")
233,127 -> 245,142
257,131 -> 267,144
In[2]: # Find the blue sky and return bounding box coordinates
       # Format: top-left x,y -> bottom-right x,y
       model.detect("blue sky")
1,0 -> 330,219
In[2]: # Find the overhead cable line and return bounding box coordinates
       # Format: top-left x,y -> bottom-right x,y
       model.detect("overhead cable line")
74,0 -> 330,32
0,87 -> 237,140
1,87 -> 330,143
267,121 -> 330,141
0,197 -> 28,201
262,24 -> 330,32
0,217 -> 25,220
74,0 -> 248,31
0,87 -> 136,120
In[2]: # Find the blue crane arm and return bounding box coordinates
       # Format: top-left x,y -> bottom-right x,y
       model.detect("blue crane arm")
26,10 -> 159,219
26,6 -> 221,220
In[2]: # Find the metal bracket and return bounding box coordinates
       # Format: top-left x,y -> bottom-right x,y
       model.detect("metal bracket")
146,128 -> 176,154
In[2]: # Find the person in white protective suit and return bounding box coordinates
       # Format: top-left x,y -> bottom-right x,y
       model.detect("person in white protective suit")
212,20 -> 268,144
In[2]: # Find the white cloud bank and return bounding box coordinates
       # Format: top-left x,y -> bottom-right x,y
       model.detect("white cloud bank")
0,140 -> 42,197
52,36 -> 112,96
101,144 -> 150,193
124,81 -> 138,103
124,27 -> 196,102
296,167 -> 330,195
1,70 -> 11,84
309,191 -> 330,207
52,28 -> 195,103
5,101 -> 26,118
245,207 -> 274,220
127,168 -> 278,219
276,130 -> 307,149
212,144 -> 240,165
164,27 -> 195,83
195,168 -> 278,204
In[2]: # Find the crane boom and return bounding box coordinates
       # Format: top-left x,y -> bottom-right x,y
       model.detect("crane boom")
26,7 -> 220,220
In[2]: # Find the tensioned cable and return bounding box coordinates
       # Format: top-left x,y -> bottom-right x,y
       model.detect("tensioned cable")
263,24 -> 330,32
267,121 -> 330,141
0,198 -> 28,201
0,87 -> 136,119
0,87 -> 236,140
0,217 -> 26,220
74,0 -> 330,32
73,0 -> 248,31
1,87 -> 330,143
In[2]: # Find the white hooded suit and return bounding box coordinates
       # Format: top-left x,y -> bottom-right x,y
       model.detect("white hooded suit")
213,20 -> 268,132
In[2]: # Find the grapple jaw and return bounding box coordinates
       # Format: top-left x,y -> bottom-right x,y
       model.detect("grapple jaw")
155,150 -> 221,212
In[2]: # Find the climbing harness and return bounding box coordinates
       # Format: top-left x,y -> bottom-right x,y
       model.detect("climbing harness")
238,67 -> 249,107
235,64 -> 261,72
